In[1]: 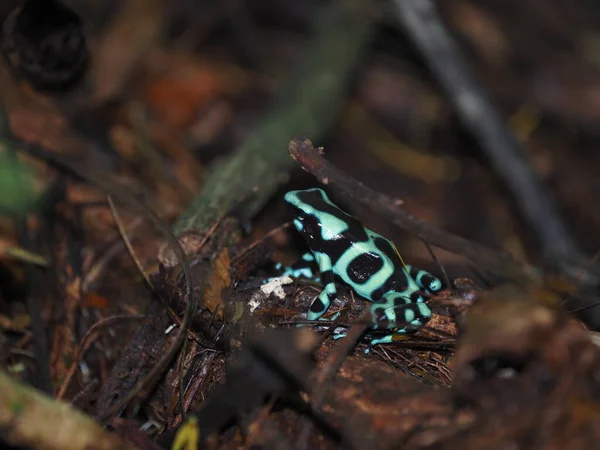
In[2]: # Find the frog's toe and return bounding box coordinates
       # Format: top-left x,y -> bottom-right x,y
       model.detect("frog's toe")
332,331 -> 347,340
368,335 -> 394,347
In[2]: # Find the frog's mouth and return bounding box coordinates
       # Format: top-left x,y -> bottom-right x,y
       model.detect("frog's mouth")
285,202 -> 310,232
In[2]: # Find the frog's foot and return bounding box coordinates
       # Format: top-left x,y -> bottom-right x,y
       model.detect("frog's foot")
405,264 -> 443,295
331,330 -> 347,340
306,281 -> 337,319
363,331 -> 412,353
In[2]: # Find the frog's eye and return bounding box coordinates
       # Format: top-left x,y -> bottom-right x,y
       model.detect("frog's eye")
423,275 -> 442,293
413,270 -> 442,294
430,279 -> 442,292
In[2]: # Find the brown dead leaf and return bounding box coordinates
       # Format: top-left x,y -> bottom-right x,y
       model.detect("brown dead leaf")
82,292 -> 109,309
88,0 -> 164,104
143,64 -> 224,129
203,248 -> 231,321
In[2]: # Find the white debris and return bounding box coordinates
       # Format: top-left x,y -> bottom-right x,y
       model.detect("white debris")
248,276 -> 294,312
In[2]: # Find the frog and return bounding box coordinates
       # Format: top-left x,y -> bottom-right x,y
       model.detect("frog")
282,188 -> 442,347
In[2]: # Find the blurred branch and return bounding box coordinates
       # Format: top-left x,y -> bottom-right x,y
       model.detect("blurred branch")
391,0 -> 589,277
174,0 -> 375,234
16,220 -> 53,396
288,137 -> 539,285
0,370 -> 137,450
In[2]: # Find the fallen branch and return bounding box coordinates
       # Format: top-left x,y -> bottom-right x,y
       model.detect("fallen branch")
288,137 -> 539,285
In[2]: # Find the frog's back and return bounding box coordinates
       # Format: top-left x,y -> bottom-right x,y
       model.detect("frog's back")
285,188 -> 417,301
337,228 -> 413,301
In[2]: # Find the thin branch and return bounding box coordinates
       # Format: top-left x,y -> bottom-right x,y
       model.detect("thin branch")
288,137 -> 539,285
107,195 -> 154,289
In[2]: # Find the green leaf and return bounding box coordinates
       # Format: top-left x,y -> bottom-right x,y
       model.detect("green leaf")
0,152 -> 37,215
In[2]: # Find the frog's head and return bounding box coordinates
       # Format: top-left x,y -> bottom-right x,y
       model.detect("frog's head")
284,188 -> 327,243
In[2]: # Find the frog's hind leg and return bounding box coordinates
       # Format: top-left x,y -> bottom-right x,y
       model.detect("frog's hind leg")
364,330 -> 411,353
363,294 -> 432,352
371,294 -> 432,330
405,265 -> 443,295
333,294 -> 433,349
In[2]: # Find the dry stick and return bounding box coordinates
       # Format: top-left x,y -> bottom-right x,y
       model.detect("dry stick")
391,0 -> 588,278
107,195 -> 154,289
422,239 -> 451,290
16,220 -> 54,396
174,0 -> 374,235
289,137 -> 539,285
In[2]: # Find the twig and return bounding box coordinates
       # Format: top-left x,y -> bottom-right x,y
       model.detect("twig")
288,137 -> 538,285
107,195 -> 154,289
422,239 -> 451,290
0,242 -> 48,266
57,314 -> 149,400
174,0 -> 375,234
391,0 -> 588,276
16,220 -> 54,395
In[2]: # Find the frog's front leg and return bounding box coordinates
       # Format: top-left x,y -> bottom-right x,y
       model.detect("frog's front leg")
307,252 -> 337,321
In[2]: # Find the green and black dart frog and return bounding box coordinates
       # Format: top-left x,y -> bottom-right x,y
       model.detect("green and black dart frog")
277,188 -> 443,348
